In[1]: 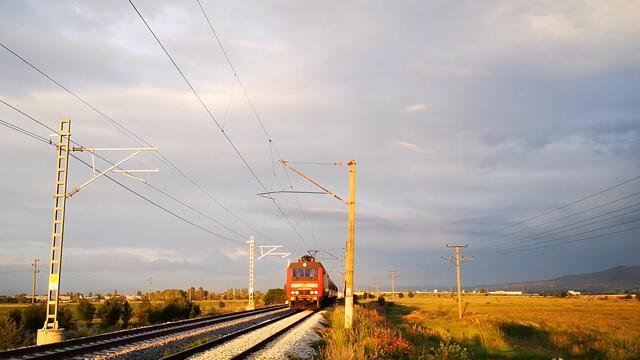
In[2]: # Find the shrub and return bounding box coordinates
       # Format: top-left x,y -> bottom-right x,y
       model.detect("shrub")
0,315 -> 25,350
408,291 -> 415,298
136,299 -> 154,325
121,301 -> 133,327
263,288 -> 285,305
377,296 -> 386,305
22,304 -> 46,332
398,292 -> 405,299
218,301 -> 226,309
154,298 -> 197,323
58,306 -> 77,331
78,298 -> 96,322
190,303 -> 201,318
430,342 -> 472,360
97,297 -> 127,327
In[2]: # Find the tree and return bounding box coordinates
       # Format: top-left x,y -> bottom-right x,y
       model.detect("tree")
263,289 -> 285,305
0,315 -> 24,350
121,301 -> 133,327
97,297 -> 126,327
78,298 -> 96,322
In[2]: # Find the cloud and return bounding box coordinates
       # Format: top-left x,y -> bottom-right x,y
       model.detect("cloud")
404,104 -> 428,113
67,247 -> 198,263
391,141 -> 427,153
224,248 -> 248,260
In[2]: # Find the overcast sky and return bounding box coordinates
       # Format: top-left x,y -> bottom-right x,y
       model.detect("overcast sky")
1,0 -> 639,295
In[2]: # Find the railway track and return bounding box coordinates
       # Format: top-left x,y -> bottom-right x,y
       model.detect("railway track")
164,309 -> 318,360
0,305 -> 288,360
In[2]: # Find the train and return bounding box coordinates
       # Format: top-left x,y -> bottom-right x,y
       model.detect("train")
285,254 -> 338,309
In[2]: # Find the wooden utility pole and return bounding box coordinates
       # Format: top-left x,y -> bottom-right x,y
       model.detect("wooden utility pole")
442,245 -> 474,319
32,258 -> 40,304
389,271 -> 398,301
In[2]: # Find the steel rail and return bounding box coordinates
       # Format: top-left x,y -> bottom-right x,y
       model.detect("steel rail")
162,309 -> 307,360
0,305 -> 287,359
229,309 -> 319,360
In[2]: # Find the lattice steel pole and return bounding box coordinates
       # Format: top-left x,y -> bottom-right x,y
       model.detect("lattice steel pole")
247,236 -> 255,310
38,119 -> 71,345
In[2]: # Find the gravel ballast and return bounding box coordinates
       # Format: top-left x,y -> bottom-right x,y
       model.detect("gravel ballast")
190,310 -> 316,360
87,308 -> 290,360
249,309 -> 327,360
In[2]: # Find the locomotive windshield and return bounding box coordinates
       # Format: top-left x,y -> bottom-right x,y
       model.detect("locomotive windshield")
292,268 -> 317,279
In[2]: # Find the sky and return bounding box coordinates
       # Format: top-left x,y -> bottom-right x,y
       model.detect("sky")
0,0 -> 639,295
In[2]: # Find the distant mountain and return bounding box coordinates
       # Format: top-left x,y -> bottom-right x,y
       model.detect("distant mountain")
483,265 -> 640,293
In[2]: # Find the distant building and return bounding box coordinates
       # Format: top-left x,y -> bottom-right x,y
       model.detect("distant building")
568,290 -> 581,296
488,290 -> 523,295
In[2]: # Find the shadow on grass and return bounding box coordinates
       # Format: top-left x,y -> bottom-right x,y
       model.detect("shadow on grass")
368,302 -> 611,359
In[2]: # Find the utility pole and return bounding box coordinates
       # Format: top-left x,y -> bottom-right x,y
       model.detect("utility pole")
247,236 -> 255,310
147,277 -> 152,301
389,271 -> 398,301
442,244 -> 474,320
344,160 -> 356,329
265,159 -> 356,328
374,279 -> 379,296
38,118 -> 158,346
32,258 -> 40,304
246,238 -> 290,310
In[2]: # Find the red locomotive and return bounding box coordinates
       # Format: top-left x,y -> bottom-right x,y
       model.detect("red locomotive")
286,254 -> 338,309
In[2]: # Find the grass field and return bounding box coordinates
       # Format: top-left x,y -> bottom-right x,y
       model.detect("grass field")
319,294 -> 640,359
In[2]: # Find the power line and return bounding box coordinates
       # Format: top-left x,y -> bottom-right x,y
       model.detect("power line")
128,0 -> 268,193
490,201 -> 640,251
498,217 -> 640,254
485,190 -> 640,242
0,118 -> 51,144
130,0 -> 312,251
0,116 -> 242,245
1,98 -> 248,241
501,224 -> 640,254
491,174 -> 640,235
0,42 -> 263,245
193,2 -> 329,253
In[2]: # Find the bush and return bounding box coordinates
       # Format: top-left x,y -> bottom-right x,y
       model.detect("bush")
408,291 -> 415,298
121,301 -> 133,327
22,304 -> 45,332
430,342 -> 472,360
158,298 -> 194,322
398,292 -> 405,299
377,296 -> 386,305
0,315 -> 24,350
96,297 -> 127,327
218,301 -> 226,309
58,306 -> 77,331
135,299 -> 154,325
78,298 -> 96,322
263,288 -> 285,305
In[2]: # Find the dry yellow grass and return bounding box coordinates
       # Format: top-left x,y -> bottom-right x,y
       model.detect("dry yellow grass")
386,293 -> 640,359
